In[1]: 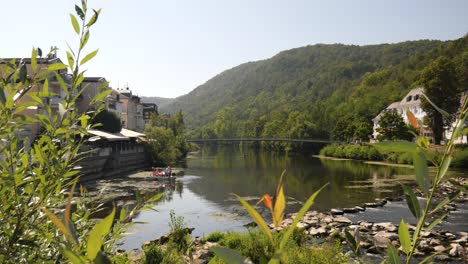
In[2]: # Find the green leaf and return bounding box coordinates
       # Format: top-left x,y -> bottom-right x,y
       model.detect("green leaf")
430,190 -> 460,215
398,219 -> 411,255
86,207 -> 115,260
63,249 -> 86,264
47,63 -> 68,71
31,48 -> 38,71
86,9 -> 101,27
425,212 -> 448,233
67,51 -> 75,71
421,93 -> 450,118
232,193 -> 272,242
80,30 -> 90,50
19,64 -> 27,83
412,151 -> 430,195
386,243 -> 401,264
80,49 -> 98,66
344,228 -> 357,254
374,140 -> 417,153
75,4 -> 85,20
402,184 -> 421,219
439,156 -> 452,182
210,246 -> 253,264
279,183 -> 329,251
146,192 -> 163,203
70,14 -> 80,34
0,87 -> 6,104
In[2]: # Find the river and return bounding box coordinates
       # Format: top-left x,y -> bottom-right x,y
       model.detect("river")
119,145 -> 467,251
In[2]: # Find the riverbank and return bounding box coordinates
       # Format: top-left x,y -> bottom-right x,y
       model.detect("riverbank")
121,177 -> 467,263
319,143 -> 468,169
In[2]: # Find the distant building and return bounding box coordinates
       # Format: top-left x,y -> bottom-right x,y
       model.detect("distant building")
372,87 -> 466,144
142,103 -> 158,122
117,87 -> 145,132
0,54 -> 72,142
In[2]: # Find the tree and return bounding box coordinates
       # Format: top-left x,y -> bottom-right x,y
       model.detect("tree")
420,56 -> 461,144
376,111 -> 417,141
91,109 -> 122,133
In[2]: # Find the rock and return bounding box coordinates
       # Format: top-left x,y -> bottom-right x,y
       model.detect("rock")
449,243 -> 464,257
375,199 -> 387,206
364,202 -> 380,208
128,249 -> 144,263
434,245 -> 445,252
343,207 -> 359,213
366,246 -> 380,254
375,222 -> 397,232
359,221 -> 373,229
192,249 -> 213,262
322,216 -> 333,223
360,241 -> 371,249
429,238 -> 440,246
334,216 -> 352,224
433,254 -> 450,261
355,206 -> 365,212
374,231 -> 398,241
296,221 -> 310,229
331,208 -> 344,215
373,235 -> 390,248
445,232 -> 456,239
308,226 -> 327,236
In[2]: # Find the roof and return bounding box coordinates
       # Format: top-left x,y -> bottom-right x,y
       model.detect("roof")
400,87 -> 424,106
386,102 -> 400,110
120,128 -> 145,138
87,129 -> 129,141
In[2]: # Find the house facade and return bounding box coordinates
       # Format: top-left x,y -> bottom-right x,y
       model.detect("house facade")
372,87 -> 466,144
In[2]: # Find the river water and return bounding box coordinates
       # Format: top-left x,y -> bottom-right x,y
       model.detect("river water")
119,145 -> 467,251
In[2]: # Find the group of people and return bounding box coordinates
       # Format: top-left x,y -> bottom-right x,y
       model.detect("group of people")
152,166 -> 172,177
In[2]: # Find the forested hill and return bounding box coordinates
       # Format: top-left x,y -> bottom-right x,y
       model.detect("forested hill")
160,36 -> 467,142
141,96 -> 174,109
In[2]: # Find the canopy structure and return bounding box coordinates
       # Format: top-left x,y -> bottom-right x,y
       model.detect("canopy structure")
87,129 -> 129,141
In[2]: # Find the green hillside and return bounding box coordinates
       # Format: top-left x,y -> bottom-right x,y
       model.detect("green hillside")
160,36 -> 467,146
141,96 -> 175,109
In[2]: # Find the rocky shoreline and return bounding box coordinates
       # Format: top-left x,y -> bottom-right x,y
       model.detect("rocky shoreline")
128,177 -> 467,263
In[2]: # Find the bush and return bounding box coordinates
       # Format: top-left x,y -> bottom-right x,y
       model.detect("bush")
205,231 -> 225,242
320,144 -> 383,161
213,229 -> 347,264
452,149 -> 468,168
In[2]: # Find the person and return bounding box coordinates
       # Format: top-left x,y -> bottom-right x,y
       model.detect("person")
165,165 -> 171,176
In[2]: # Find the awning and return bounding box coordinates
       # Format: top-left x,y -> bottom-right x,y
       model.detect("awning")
120,128 -> 145,138
87,129 -> 129,141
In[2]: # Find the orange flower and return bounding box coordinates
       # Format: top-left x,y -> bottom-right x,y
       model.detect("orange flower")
263,194 -> 273,210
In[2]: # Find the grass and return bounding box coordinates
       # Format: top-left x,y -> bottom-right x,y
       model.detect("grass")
207,229 -> 348,264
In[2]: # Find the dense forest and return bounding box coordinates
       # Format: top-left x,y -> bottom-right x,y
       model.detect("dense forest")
160,36 -> 467,149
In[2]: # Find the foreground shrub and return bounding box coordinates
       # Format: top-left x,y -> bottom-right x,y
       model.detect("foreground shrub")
212,229 -> 347,264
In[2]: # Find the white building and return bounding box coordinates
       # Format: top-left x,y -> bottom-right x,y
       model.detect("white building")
372,87 -> 467,144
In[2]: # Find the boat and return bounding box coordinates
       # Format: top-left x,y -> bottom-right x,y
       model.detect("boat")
150,168 -> 176,181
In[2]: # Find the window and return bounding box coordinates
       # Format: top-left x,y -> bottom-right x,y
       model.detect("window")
406,96 -> 412,102
414,94 -> 419,100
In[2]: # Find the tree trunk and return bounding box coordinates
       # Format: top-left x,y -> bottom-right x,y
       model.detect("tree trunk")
432,113 -> 444,145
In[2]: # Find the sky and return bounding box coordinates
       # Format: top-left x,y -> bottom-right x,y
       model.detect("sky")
1,0 -> 467,98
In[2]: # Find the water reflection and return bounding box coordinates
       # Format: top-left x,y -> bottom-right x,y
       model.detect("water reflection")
122,145 -> 415,250
187,145 -> 412,212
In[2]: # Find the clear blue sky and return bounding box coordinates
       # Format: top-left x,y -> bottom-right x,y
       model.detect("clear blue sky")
1,0 -> 467,98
